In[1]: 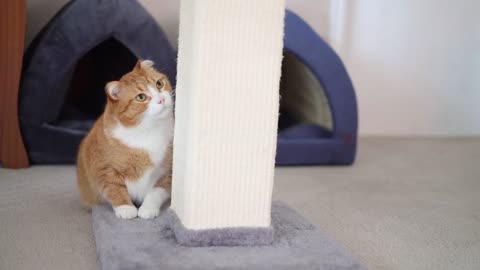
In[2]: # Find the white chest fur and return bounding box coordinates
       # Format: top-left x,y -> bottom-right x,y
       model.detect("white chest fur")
111,117 -> 173,203
111,117 -> 173,164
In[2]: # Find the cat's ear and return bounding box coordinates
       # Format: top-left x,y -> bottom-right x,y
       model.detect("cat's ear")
105,81 -> 121,101
135,59 -> 154,70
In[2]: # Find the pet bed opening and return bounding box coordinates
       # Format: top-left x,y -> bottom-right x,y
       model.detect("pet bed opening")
278,51 -> 333,137
47,37 -> 137,131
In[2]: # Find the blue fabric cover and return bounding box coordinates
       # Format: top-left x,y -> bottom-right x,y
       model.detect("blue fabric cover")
19,6 -> 356,166
277,10 -> 358,165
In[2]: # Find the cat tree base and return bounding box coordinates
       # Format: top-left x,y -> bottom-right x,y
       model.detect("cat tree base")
167,209 -> 274,246
92,202 -> 366,270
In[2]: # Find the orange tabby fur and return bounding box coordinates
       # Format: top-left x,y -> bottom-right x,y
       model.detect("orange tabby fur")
76,60 -> 173,210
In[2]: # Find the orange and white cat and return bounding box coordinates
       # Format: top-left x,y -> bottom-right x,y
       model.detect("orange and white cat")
77,60 -> 174,219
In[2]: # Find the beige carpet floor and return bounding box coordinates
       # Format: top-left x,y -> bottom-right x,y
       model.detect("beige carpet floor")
1,138 -> 479,270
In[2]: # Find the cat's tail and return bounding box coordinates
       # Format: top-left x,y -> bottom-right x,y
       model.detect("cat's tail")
77,158 -> 101,208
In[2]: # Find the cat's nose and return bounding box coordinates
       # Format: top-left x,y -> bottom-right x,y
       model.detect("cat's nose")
157,96 -> 165,104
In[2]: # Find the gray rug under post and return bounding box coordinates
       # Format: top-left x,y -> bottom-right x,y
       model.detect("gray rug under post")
92,201 -> 366,270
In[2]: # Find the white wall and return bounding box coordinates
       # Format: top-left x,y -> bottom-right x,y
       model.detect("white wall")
25,0 -> 182,47
331,0 -> 480,136
25,0 -> 480,136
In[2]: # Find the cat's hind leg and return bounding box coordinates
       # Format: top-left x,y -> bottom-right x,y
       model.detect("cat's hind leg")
77,159 -> 101,207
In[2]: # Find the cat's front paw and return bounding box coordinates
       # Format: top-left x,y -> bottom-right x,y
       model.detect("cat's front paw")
138,206 -> 160,219
114,205 -> 138,219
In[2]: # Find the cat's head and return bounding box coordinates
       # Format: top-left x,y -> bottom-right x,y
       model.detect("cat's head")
105,60 -> 173,126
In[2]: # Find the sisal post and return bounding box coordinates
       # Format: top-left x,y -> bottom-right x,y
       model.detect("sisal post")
170,0 -> 285,246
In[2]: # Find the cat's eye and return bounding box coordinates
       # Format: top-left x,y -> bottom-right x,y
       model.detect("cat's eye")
156,79 -> 164,90
135,93 -> 147,102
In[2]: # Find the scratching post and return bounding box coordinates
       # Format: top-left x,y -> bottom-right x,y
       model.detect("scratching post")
92,2 -> 368,268
170,0 -> 285,245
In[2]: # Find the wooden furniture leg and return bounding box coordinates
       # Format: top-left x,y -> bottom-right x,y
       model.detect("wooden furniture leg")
0,0 -> 29,168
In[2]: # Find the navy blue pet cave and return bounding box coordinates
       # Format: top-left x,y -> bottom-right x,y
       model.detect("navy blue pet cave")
276,10 -> 358,165
19,5 -> 356,166
19,0 -> 176,164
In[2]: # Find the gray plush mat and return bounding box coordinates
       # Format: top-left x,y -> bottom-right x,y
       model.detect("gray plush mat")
92,201 -> 366,270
